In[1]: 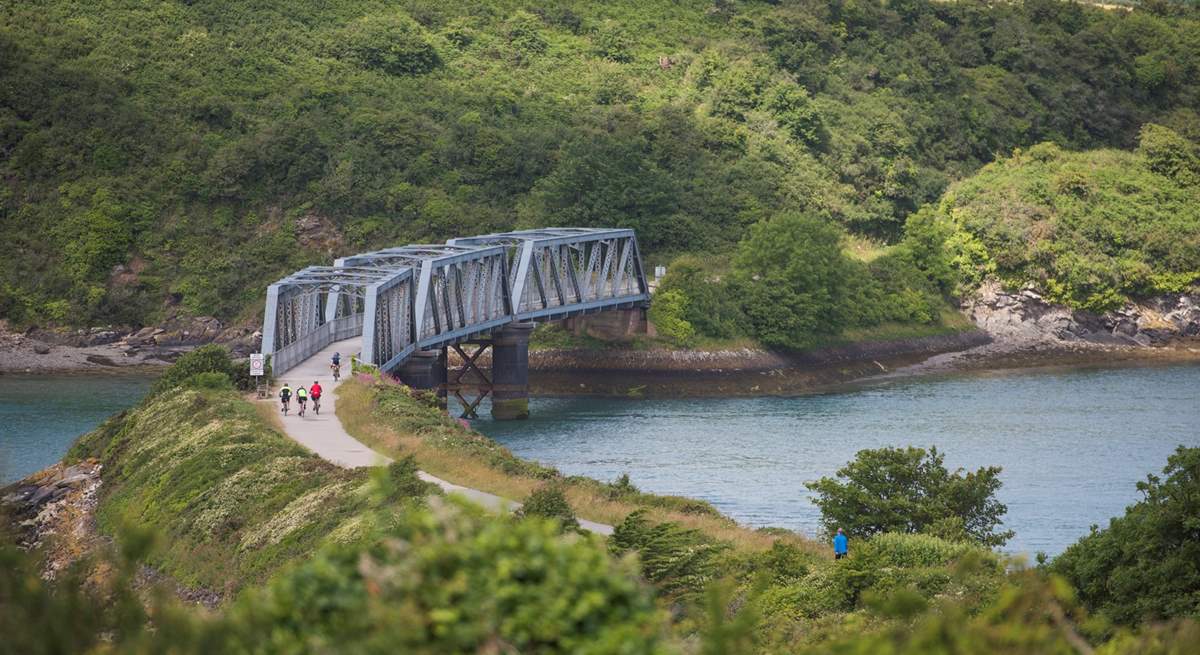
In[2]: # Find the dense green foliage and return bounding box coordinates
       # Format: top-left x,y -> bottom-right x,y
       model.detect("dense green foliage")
610,510 -> 730,599
806,446 -> 1013,547
657,212 -> 955,349
222,502 -> 666,654
518,483 -> 581,533
931,129 -> 1200,311
2,0 -> 1198,330
149,343 -> 236,394
1052,445 -> 1200,625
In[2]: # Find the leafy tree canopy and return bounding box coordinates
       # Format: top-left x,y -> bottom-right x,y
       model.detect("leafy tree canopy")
1052,445 -> 1200,625
806,446 -> 1014,547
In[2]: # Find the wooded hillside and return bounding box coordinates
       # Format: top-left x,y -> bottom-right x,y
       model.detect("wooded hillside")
1,0 -> 1197,332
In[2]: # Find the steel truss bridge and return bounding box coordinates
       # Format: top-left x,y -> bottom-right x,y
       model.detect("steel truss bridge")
262,228 -> 649,376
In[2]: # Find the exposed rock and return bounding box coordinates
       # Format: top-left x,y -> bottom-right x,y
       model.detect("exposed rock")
154,313 -> 224,346
293,211 -> 345,254
964,280 -> 1200,347
2,459 -> 104,578
31,341 -> 51,354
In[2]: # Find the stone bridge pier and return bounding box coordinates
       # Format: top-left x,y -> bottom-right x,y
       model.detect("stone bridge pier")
396,322 -> 534,420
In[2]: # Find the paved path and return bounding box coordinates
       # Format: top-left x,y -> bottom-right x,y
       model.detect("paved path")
265,339 -> 612,535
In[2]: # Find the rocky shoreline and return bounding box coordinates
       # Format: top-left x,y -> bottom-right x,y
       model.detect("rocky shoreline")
0,315 -> 259,374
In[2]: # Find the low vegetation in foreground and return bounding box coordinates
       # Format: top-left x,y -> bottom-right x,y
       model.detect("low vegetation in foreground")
4,350 -> 1200,653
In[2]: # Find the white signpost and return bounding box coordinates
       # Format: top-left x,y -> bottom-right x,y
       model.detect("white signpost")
250,353 -> 267,398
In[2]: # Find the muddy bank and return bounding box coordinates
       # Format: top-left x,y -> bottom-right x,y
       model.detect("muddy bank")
530,330 -> 991,374
527,330 -> 994,396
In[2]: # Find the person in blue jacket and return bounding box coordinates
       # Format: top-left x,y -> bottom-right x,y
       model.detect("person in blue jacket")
833,528 -> 848,560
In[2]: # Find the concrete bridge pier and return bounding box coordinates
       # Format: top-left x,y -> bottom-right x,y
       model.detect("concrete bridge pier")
491,322 -> 535,420
397,348 -> 447,407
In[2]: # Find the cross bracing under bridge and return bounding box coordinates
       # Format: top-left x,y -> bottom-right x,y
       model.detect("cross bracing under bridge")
262,228 -> 648,376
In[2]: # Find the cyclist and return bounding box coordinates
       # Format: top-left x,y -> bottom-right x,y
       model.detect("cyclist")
331,352 -> 342,381
296,385 -> 308,417
279,383 -> 292,415
310,380 -> 323,415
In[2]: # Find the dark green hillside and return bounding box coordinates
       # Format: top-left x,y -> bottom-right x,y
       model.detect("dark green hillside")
1,0 -> 1197,329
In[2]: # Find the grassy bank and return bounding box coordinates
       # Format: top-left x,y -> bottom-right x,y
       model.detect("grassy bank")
337,374 -> 819,555
66,387 -> 429,591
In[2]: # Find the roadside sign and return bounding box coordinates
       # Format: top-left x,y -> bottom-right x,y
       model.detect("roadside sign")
250,353 -> 265,376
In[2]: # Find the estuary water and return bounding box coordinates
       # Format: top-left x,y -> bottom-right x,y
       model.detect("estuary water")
476,363 -> 1200,556
0,374 -> 155,485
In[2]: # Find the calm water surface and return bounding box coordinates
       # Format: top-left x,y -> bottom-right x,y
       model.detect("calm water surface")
475,363 -> 1200,556
0,374 -> 154,484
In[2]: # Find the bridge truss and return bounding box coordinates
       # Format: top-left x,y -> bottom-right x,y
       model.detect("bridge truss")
263,228 -> 648,376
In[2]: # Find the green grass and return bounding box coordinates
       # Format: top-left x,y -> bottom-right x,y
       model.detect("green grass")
67,389 -> 404,591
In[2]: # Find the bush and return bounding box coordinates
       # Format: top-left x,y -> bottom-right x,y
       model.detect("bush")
184,371 -> 232,390
150,344 -> 236,395
806,446 -> 1013,547
657,256 -> 746,340
829,532 -> 1003,610
333,13 -> 441,76
647,289 -> 695,347
609,510 -> 730,598
228,502 -> 665,653
1138,123 -> 1199,184
517,483 -> 581,533
1053,446 -> 1200,625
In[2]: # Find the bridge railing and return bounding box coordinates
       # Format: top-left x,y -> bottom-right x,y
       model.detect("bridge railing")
263,266 -> 405,376
271,313 -> 363,376
266,228 -> 649,375
338,245 -> 513,363
449,228 -> 649,321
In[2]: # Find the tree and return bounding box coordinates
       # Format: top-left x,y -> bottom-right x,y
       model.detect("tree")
734,212 -> 851,349
806,446 -> 1013,547
1052,446 -> 1200,625
1138,123 -> 1199,185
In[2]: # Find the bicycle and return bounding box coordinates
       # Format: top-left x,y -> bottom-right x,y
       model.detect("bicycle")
297,397 -> 307,417
312,395 -> 321,415
331,363 -> 341,381
280,398 -> 290,415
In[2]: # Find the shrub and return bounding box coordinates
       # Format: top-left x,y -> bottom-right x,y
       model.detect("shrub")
593,21 -> 633,62
517,483 -> 581,533
806,446 -> 1013,547
1138,123 -> 1199,184
150,344 -> 235,395
227,502 -> 666,653
647,289 -> 695,347
610,510 -> 730,598
828,532 -> 1003,610
733,212 -> 852,349
333,13 -> 441,76
506,10 -> 548,56
657,255 -> 746,340
1053,446 -> 1200,625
